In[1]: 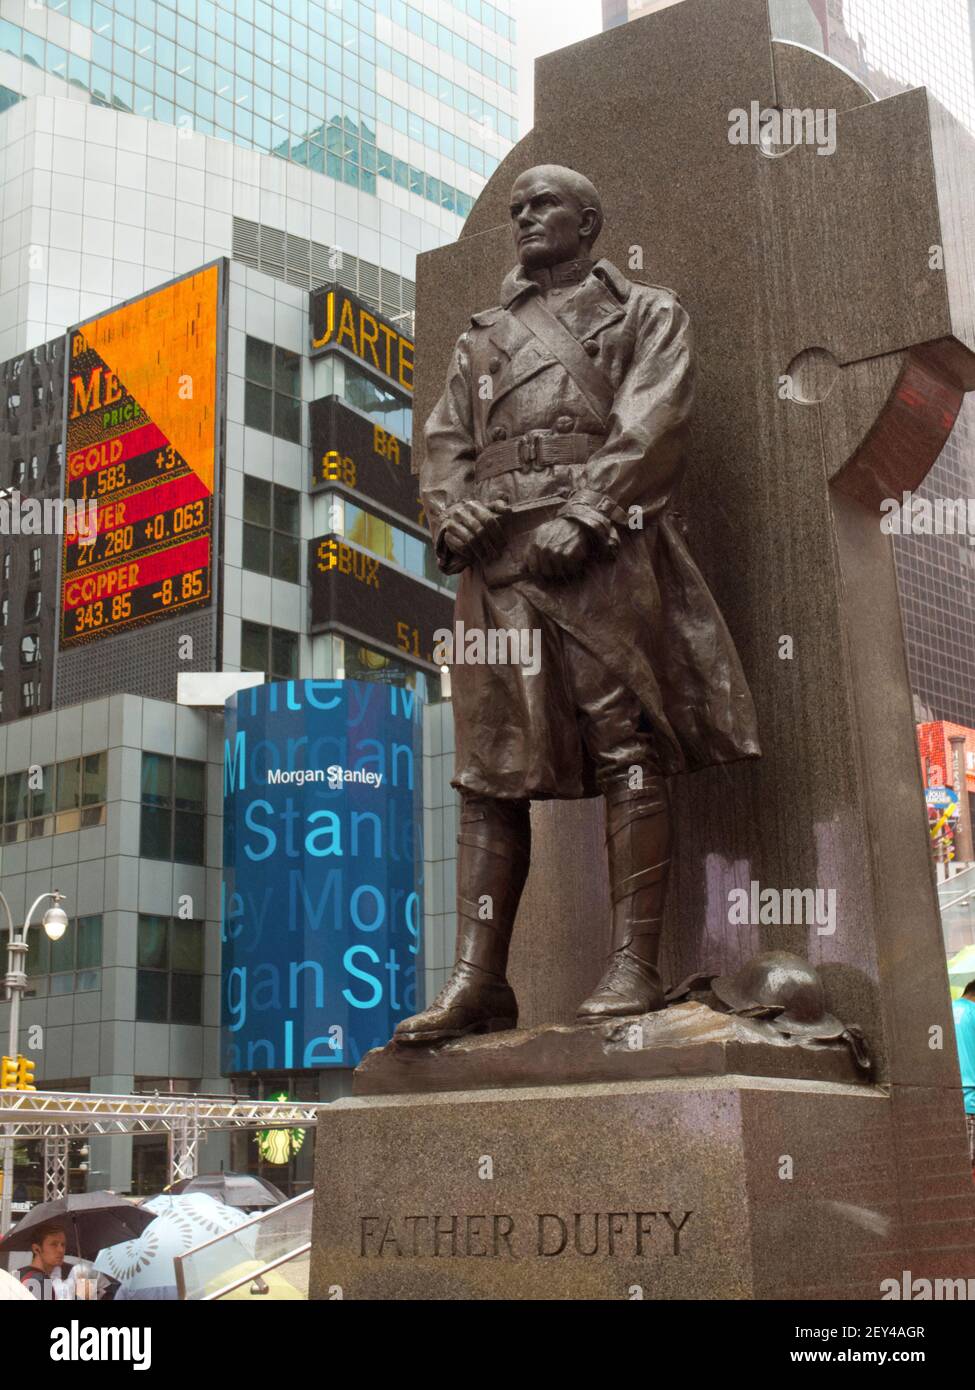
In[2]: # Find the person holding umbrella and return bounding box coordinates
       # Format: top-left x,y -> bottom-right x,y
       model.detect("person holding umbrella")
16,1223 -> 69,1300
0,1191 -> 155,1300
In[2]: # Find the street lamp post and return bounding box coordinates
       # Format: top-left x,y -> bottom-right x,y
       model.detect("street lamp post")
1,890 -> 69,1235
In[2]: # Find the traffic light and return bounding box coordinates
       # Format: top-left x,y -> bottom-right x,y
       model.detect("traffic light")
0,1056 -> 17,1089
15,1056 -> 35,1091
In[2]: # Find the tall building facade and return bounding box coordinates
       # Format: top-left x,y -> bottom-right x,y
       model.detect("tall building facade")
0,0 -> 516,1201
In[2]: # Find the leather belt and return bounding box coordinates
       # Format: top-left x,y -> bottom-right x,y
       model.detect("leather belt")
475,430 -> 606,482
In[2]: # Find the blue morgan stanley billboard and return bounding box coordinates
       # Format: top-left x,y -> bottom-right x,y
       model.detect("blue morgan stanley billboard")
221,679 -> 424,1073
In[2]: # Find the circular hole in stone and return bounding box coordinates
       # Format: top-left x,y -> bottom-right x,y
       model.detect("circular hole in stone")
758,106 -> 799,159
783,347 -> 840,404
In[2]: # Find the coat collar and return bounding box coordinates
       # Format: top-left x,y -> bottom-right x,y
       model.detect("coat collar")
499,257 -> 632,309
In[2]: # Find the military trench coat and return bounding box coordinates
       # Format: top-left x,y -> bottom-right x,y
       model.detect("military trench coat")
421,257 -> 761,799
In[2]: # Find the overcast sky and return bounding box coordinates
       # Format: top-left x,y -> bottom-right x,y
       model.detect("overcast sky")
515,0 -> 603,133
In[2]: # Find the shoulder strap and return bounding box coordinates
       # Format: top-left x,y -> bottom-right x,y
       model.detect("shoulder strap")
511,293 -> 615,425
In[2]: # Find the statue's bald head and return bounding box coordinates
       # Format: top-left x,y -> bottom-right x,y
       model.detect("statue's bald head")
509,165 -> 604,270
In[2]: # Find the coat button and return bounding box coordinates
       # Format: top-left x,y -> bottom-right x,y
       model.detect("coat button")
490,426 -> 507,442
555,415 -> 574,433
583,339 -> 599,357
488,356 -> 502,373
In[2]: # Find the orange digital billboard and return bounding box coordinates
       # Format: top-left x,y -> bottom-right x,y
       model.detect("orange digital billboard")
60,263 -> 223,647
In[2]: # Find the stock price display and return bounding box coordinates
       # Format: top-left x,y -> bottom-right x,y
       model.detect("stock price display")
60,266 -> 220,647
309,284 -> 413,393
308,534 -> 454,672
310,396 -> 422,529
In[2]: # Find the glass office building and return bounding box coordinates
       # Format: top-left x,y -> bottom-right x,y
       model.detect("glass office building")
0,0 -> 517,354
0,0 -> 515,219
0,0 -> 516,1199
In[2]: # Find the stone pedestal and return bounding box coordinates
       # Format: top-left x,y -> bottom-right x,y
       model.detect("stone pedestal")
308,1076 -> 975,1300
352,1005 -> 866,1094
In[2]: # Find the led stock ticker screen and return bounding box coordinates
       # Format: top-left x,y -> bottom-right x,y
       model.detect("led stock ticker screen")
309,535 -> 454,672
60,264 -> 222,647
309,283 -> 414,393
310,396 -> 422,528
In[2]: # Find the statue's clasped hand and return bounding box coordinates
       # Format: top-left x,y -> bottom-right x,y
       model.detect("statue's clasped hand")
441,498 -> 509,563
527,516 -> 592,581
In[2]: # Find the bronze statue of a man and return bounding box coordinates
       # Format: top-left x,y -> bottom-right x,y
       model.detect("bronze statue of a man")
395,164 -> 760,1045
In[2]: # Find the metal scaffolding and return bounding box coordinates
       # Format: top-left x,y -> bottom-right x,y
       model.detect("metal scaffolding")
42,1134 -> 70,1203
0,1091 -> 326,1203
168,1112 -> 204,1185
0,1091 -> 324,1137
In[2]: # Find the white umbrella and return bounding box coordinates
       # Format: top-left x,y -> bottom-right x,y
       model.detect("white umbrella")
0,1267 -> 37,1300
93,1193 -> 253,1295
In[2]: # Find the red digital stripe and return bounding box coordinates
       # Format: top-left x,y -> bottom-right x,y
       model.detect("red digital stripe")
66,421 -> 171,479
64,472 -> 209,541
62,536 -> 210,610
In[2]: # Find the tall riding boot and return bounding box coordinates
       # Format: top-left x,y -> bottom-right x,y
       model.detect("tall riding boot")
394,796 -> 531,1045
576,777 -> 671,1020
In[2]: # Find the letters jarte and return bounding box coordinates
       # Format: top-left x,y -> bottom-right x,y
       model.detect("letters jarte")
359,1210 -> 692,1258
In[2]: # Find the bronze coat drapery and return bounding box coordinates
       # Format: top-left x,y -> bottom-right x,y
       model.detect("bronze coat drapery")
421,258 -> 761,798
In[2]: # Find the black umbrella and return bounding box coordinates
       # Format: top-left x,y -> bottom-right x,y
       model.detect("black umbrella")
0,1192 -> 156,1259
165,1172 -> 286,1208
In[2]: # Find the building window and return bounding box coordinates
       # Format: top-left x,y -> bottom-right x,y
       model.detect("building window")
28,762 -> 54,837
240,621 -> 299,681
29,546 -> 41,577
20,680 -> 39,714
24,913 -> 103,998
130,1136 -> 168,1197
12,459 -> 25,486
140,754 -> 206,864
56,758 -> 82,833
336,636 -> 442,704
242,477 -> 300,581
0,599 -> 6,626
2,553 -> 9,580
244,337 -> 301,443
334,496 -> 456,592
343,360 -> 412,442
24,590 -> 41,621
20,635 -> 39,665
0,752 -> 106,842
136,915 -> 204,1024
